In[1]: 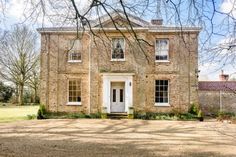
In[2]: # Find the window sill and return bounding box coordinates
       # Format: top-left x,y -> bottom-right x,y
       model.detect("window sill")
68,60 -> 82,63
111,59 -> 125,62
154,103 -> 170,107
155,60 -> 170,63
67,102 -> 81,106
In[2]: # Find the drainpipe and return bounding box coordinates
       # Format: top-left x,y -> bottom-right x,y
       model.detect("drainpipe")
46,34 -> 50,110
188,33 -> 191,108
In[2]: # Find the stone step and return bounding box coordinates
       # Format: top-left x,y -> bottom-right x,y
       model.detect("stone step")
107,113 -> 128,119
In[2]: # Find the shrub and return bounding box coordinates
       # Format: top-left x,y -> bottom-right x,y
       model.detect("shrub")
178,113 -> 197,120
101,113 -> 107,119
188,103 -> 199,115
90,113 -> 101,119
134,112 -> 146,119
0,82 -> 14,103
66,113 -> 87,119
145,112 -> 157,120
217,111 -> 235,121
37,104 -> 47,119
40,112 -> 102,119
134,112 -> 197,121
27,114 -> 36,120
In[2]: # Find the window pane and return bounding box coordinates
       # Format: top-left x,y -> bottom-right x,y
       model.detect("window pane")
69,97 -> 72,102
160,97 -> 163,102
156,39 -> 169,60
112,38 -> 125,59
68,40 -> 81,50
120,89 -> 123,102
164,98 -> 168,103
69,51 -> 81,61
77,97 -> 81,102
113,89 -> 116,102
160,86 -> 164,91
68,39 -> 82,61
155,98 -> 158,102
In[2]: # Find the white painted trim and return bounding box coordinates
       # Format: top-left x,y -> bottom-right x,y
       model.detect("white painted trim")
37,27 -> 201,34
111,37 -> 126,61
111,59 -> 126,62
154,103 -> 170,107
68,60 -> 82,63
102,74 -> 133,114
102,73 -> 135,76
155,39 -> 169,62
155,60 -> 170,63
92,11 -> 149,27
67,79 -> 82,105
154,80 -> 170,106
67,102 -> 82,106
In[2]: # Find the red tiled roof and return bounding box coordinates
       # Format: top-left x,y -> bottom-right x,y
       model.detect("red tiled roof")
198,81 -> 236,91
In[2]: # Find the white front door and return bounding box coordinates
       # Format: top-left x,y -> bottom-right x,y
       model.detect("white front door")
111,82 -> 125,113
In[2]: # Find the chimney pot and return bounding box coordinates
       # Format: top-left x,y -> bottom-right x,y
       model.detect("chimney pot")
219,70 -> 229,81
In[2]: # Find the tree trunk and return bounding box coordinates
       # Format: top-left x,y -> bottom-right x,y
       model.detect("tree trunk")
18,84 -> 24,105
15,84 -> 19,104
34,87 -> 37,103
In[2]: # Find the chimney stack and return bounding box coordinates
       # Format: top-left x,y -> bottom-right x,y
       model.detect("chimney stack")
219,70 -> 229,81
151,19 -> 163,25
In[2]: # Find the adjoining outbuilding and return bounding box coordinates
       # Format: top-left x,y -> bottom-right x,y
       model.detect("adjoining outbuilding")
199,70 -> 236,115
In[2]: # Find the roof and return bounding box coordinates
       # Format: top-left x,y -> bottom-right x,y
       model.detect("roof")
91,9 -> 150,27
37,10 -> 201,33
198,81 -> 236,91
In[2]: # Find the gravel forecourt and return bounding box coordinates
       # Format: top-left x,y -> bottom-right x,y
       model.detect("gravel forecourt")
0,119 -> 236,157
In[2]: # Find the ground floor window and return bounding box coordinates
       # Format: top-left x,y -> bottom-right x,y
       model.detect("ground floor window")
155,80 -> 169,105
68,80 -> 81,105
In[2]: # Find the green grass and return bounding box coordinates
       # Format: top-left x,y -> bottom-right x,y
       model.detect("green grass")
0,105 -> 39,123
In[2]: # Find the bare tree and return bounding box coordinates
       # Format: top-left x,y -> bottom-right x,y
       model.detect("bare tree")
0,0 -> 235,69
23,1 -> 236,64
0,25 -> 38,105
27,59 -> 40,103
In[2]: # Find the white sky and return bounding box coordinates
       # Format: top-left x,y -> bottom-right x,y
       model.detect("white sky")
198,0 -> 236,81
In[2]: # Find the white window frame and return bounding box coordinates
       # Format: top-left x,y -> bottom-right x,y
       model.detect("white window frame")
67,79 -> 82,105
111,38 -> 125,61
154,80 -> 170,107
67,39 -> 82,63
155,39 -> 169,62
68,50 -> 82,63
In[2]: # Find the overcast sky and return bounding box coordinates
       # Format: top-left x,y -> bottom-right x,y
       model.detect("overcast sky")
1,0 -> 236,81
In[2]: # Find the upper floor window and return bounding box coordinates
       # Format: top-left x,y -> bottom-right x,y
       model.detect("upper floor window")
68,80 -> 81,105
68,40 -> 82,62
111,38 -> 125,60
155,39 -> 169,61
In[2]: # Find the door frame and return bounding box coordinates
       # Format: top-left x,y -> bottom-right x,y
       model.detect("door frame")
102,73 -> 134,114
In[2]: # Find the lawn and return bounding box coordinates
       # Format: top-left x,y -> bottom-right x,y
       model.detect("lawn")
0,105 -> 39,122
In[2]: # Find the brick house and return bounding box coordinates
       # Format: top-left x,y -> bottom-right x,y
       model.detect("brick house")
38,11 -> 201,115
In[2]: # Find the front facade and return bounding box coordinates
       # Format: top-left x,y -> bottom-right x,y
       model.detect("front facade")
38,11 -> 200,115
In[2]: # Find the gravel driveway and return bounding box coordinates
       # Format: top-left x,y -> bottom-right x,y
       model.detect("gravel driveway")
0,119 -> 236,157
